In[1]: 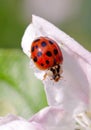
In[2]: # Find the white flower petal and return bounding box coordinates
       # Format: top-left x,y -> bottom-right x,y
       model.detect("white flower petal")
29,106 -> 91,130
0,114 -> 45,130
21,24 -> 35,57
29,60 -> 46,80
0,114 -> 24,125
43,44 -> 90,113
29,106 -> 77,130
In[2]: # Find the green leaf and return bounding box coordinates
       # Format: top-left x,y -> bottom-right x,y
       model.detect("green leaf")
0,49 -> 47,118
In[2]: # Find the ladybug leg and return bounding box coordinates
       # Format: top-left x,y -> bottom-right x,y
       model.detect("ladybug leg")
60,68 -> 63,74
43,73 -> 47,80
43,70 -> 53,80
60,75 -> 63,79
60,67 -> 63,79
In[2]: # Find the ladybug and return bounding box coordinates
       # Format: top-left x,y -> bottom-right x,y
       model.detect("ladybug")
31,36 -> 63,81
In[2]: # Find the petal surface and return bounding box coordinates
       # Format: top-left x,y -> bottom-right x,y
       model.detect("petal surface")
29,106 -> 76,130
0,114 -> 45,130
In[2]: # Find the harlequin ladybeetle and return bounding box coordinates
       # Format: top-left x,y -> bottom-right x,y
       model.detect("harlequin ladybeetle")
31,36 -> 63,81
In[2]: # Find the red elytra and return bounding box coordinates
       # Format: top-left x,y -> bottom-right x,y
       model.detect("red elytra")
31,37 -> 63,70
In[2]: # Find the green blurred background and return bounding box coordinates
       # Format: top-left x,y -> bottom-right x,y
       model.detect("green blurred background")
0,0 -> 91,119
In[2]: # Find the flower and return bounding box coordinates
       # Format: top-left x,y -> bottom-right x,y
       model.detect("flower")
21,15 -> 91,129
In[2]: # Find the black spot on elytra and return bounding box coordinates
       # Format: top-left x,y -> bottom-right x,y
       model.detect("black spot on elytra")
46,60 -> 49,64
41,41 -> 47,47
49,40 -> 54,45
41,63 -> 44,66
33,38 -> 40,43
46,51 -> 52,57
37,51 -> 42,57
33,57 -> 37,62
54,59 -> 56,65
35,45 -> 38,49
31,46 -> 34,52
59,56 -> 63,61
53,49 -> 58,55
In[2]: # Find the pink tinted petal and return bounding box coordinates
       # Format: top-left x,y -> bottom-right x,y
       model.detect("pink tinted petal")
43,49 -> 90,114
43,43 -> 90,112
29,106 -> 76,130
0,114 -> 45,130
